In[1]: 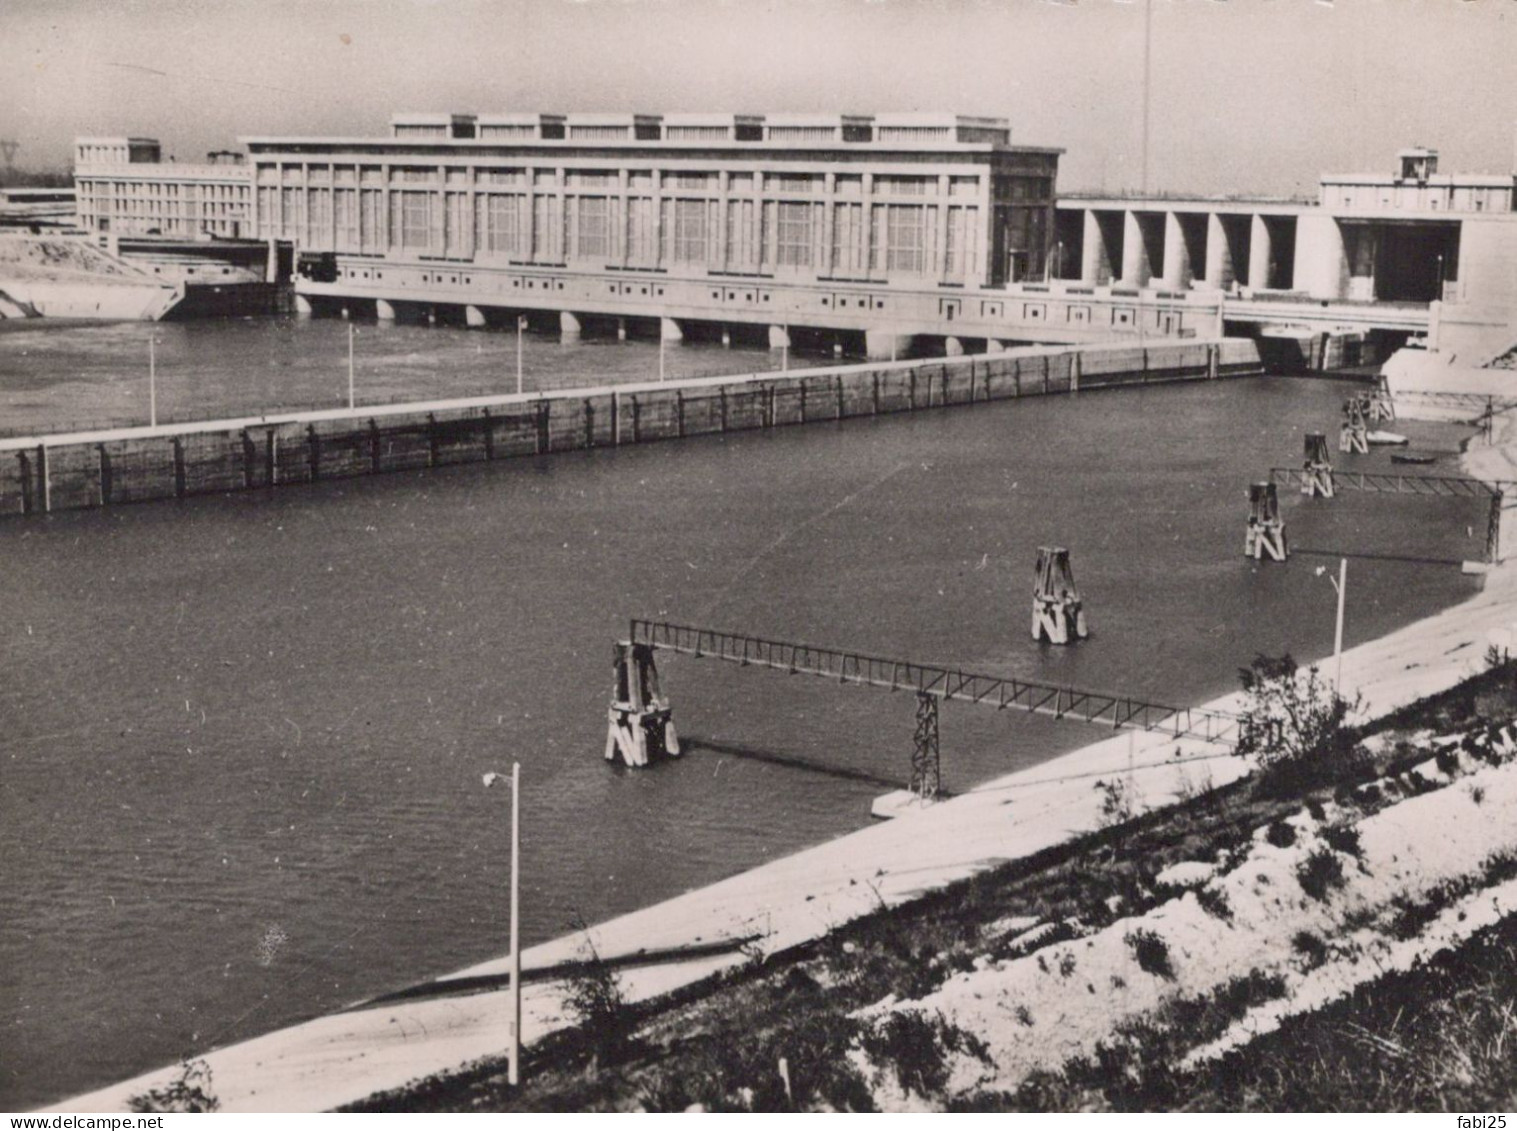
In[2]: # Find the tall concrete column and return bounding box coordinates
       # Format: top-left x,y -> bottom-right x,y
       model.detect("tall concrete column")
560,310 -> 582,341
1161,212 -> 1193,290
821,172 -> 836,277
716,170 -> 731,272
1294,214 -> 1348,300
1121,211 -> 1151,287
1247,214 -> 1273,291
1204,213 -> 1235,290
1081,210 -> 1111,285
934,175 -> 951,282
661,316 -> 684,343
375,299 -> 397,321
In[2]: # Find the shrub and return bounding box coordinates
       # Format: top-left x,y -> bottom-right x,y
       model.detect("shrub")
1094,776 -> 1141,830
1195,884 -> 1233,922
1235,653 -> 1364,795
1265,819 -> 1297,848
859,1010 -> 990,1100
1320,822 -> 1362,859
1296,848 -> 1346,901
1125,928 -> 1176,980
639,1008 -> 873,1112
127,1059 -> 219,1113
563,919 -> 633,1065
1434,744 -> 1461,777
1292,930 -> 1329,970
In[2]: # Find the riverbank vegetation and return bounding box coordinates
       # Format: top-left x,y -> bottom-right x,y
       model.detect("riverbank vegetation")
349,653 -> 1517,1112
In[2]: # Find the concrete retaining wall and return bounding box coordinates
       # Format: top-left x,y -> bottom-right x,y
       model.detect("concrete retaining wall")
0,338 -> 1262,519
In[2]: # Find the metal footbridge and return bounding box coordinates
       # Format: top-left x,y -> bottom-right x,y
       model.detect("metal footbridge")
624,619 -> 1240,797
1268,467 -> 1512,501
1267,467 -> 1514,563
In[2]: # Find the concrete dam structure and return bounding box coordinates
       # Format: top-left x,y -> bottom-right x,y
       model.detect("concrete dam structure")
0,338 -> 1260,518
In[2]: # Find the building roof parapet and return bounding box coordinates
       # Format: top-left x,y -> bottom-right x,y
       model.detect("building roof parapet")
241,111 -> 1043,153
1322,171 -> 1515,187
74,161 -> 253,180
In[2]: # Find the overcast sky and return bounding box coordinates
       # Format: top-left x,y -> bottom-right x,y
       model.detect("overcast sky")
3,0 -> 1514,196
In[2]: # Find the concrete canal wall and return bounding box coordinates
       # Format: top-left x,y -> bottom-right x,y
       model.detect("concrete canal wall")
0,338 -> 1261,518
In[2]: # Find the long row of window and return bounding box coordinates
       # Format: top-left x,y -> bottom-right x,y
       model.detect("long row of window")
266,185 -> 987,278
255,165 -> 990,197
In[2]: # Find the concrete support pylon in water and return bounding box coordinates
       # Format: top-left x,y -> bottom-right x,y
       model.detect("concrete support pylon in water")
1301,432 -> 1335,498
1368,374 -> 1396,422
1245,481 -> 1288,562
911,692 -> 942,800
1032,546 -> 1089,644
604,642 -> 680,768
1340,396 -> 1369,455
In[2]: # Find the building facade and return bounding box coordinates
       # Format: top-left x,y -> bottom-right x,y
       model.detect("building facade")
73,138 -> 252,239
243,111 -> 1060,289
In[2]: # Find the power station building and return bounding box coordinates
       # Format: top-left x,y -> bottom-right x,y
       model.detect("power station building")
69,122 -> 1515,359
74,113 -> 1059,287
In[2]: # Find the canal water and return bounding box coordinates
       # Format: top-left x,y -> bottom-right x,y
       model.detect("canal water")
0,315 -> 807,437
0,318 -> 1486,1109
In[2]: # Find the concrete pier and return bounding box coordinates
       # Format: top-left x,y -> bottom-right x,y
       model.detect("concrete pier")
560,311 -> 583,341
1247,215 -> 1273,291
465,305 -> 487,329
293,294 -> 313,316
375,299 -> 397,322
660,316 -> 683,343
767,324 -> 790,351
944,336 -> 965,357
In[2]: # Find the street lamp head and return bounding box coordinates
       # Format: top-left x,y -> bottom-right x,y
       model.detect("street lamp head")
482,771 -> 505,788
1314,565 -> 1326,576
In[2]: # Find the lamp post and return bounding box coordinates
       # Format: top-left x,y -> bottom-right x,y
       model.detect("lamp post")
659,331 -> 666,383
516,315 -> 526,396
347,322 -> 356,410
482,764 -> 522,1087
148,335 -> 158,428
1316,558 -> 1348,696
